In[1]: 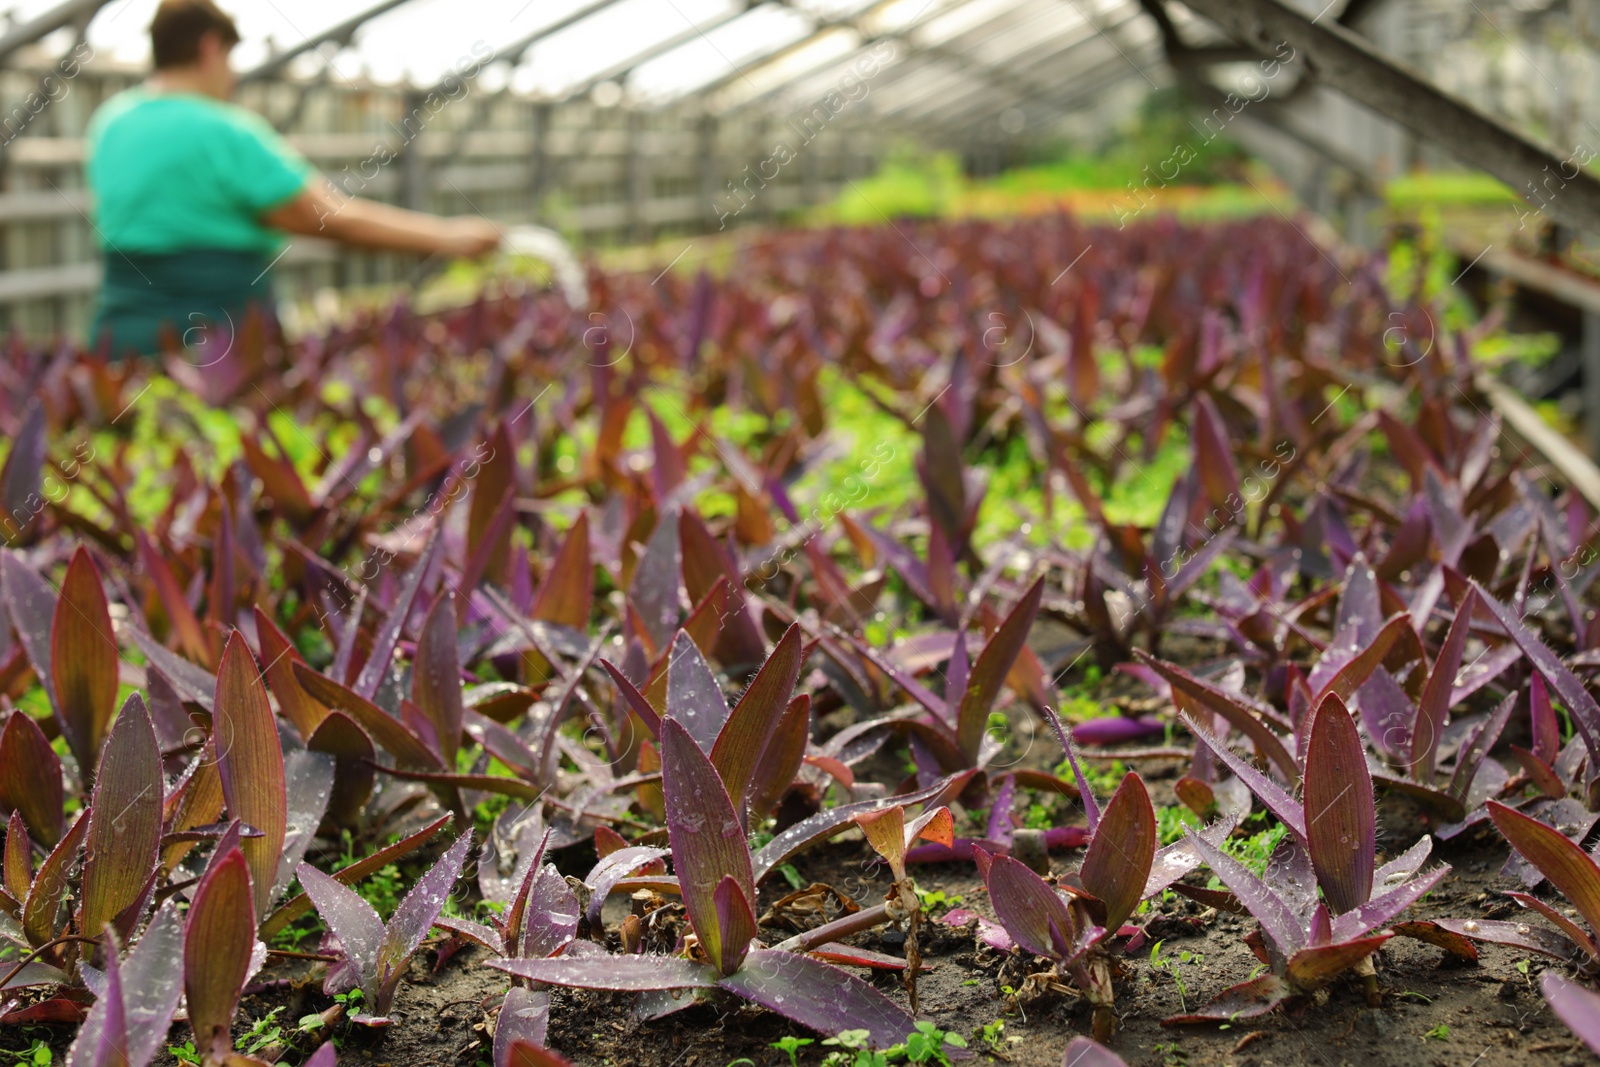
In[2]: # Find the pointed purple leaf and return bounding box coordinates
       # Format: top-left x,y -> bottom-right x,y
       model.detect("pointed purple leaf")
489,954 -> 718,991
1473,579 -> 1600,760
413,590 -> 466,768
355,530 -> 439,700
1488,801 -> 1600,940
1356,664 -> 1414,763
1184,828 -> 1303,962
215,632 -> 288,918
1530,673 -> 1559,764
494,988 -> 550,1067
1374,837 -> 1434,892
520,864 -> 580,959
1042,704 -> 1099,832
1543,973 -> 1600,1056
956,577 -> 1044,759
1182,714 -> 1306,842
434,914 -> 504,955
717,948 -> 919,1051
1330,865 -> 1449,942
376,830 -> 473,1010
184,848 -> 255,1063
70,926 -> 127,1067
583,846 -> 669,927
297,861 -> 385,995
111,901 -> 186,1067
661,717 -> 754,975
1144,812 -> 1241,900
712,875 -> 758,974
1141,652 -> 1298,780
1335,555 -> 1383,645
1412,591 -> 1474,783
1448,691 -> 1517,803
666,632 -> 730,752
0,708 -> 63,845
273,749 -> 334,907
79,694 -> 162,942
1303,695 -> 1374,914
1079,772 -> 1155,932
711,624 -> 802,818
602,658 -> 661,739
1435,917 -> 1580,960
630,512 -> 684,649
984,854 -> 1077,959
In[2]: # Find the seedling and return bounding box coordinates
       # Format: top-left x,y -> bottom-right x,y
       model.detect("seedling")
1169,694 -> 1451,1023
772,1036 -> 814,1067
297,829 -> 475,1025
487,719 -> 923,1049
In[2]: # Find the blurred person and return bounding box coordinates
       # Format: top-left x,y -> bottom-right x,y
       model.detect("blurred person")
85,0 -> 501,358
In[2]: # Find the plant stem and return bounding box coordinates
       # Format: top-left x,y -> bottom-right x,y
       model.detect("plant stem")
771,902 -> 894,953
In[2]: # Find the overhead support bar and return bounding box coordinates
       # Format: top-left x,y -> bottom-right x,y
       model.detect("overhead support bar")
240,0 -> 411,83
717,0 -> 1094,118
558,0 -> 769,100
494,0 -> 637,68
0,0 -> 107,66
1175,0 -> 1600,234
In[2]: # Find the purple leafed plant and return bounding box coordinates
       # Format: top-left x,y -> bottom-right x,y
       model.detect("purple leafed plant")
1472,580 -> 1600,810
1434,801 -> 1600,970
297,828 -> 475,1025
185,830 -> 265,1066
974,709 -> 1230,1042
1542,973 -> 1600,1056
65,902 -> 184,1067
1168,695 -> 1453,1024
1341,584 -> 1515,823
487,717 -> 926,1052
832,575 -> 1045,777
434,827 -> 581,961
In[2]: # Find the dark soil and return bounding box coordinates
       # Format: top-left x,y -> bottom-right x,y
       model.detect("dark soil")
4,764 -> 1588,1067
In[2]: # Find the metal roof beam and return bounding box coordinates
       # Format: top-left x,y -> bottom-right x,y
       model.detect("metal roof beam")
933,27 -> 1166,133
868,5 -> 1144,121
240,0 -> 412,83
714,0 -> 1029,115
1175,0 -> 1600,233
778,1 -> 1081,119
556,0 -> 769,101
678,0 -> 903,102
0,0 -> 107,66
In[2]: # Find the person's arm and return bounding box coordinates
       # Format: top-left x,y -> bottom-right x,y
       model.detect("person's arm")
261,181 -> 501,258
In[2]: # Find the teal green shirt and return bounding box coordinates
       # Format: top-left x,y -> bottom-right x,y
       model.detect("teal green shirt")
86,87 -> 312,254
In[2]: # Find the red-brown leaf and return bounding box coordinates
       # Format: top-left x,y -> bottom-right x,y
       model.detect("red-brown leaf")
1079,772 -> 1157,931
184,847 -> 255,1063
0,709 -> 62,844
413,593 -> 465,768
1303,694 -> 1374,914
1488,801 -> 1600,940
253,607 -> 326,738
51,546 -> 119,781
710,624 -> 801,820
531,512 -> 592,628
78,694 -> 162,941
956,577 -> 1044,760
214,632 -> 287,917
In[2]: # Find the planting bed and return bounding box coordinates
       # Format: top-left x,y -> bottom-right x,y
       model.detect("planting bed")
1,212 -> 1599,1067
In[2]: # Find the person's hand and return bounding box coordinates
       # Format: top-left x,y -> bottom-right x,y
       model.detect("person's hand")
437,217 -> 502,258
